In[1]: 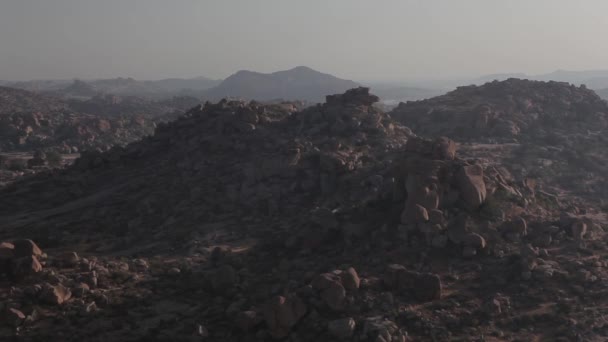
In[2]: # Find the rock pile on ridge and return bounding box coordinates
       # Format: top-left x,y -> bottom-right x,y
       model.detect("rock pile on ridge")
0,87 -> 607,341
390,78 -> 608,142
0,87 -> 408,249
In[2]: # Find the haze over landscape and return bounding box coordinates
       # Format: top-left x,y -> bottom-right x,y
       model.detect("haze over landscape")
2,0 -> 608,82
3,2 -> 608,341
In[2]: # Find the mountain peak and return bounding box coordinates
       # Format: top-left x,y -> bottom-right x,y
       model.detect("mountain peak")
204,67 -> 360,102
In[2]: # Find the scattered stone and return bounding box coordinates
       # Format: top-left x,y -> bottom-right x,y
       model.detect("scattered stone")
328,317 -> 356,339
40,283 -> 72,305
57,251 -> 79,268
0,242 -> 15,259
72,283 -> 90,298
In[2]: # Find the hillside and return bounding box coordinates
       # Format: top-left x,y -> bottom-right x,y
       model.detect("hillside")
0,87 -> 186,153
203,66 -> 360,102
391,78 -> 608,206
390,79 -> 608,141
1,87 -> 607,341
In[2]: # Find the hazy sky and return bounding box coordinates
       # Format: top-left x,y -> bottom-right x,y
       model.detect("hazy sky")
1,0 -> 608,82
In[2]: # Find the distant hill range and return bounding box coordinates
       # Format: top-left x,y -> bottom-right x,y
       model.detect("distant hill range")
202,66 -> 360,102
2,77 -> 221,100
470,70 -> 608,99
4,68 -> 608,103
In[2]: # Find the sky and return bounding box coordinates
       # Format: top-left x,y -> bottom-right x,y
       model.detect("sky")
1,0 -> 608,82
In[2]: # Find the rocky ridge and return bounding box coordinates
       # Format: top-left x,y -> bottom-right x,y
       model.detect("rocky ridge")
390,78 -> 608,142
0,87 -> 607,341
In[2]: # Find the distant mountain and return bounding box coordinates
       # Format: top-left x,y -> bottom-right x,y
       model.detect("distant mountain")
151,76 -> 221,93
202,66 -> 360,102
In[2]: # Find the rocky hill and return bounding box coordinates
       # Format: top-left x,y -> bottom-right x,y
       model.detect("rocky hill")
0,87 -> 159,153
0,87 -> 606,341
390,79 -> 608,142
203,66 -> 360,102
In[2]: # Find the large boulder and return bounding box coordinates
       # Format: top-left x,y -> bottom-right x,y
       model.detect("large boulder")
311,273 -> 346,310
13,239 -> 42,258
0,242 -> 14,276
326,87 -> 379,107
455,164 -> 486,209
40,283 -> 72,305
263,295 -> 307,339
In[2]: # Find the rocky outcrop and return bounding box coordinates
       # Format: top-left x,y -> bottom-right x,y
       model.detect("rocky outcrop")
390,78 -> 608,141
0,87 -> 606,342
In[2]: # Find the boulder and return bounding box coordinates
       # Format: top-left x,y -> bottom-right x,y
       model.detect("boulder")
503,217 -> 527,241
326,87 -> 379,107
311,272 -> 347,310
321,281 -> 346,311
57,251 -> 80,268
0,242 -> 14,275
311,273 -> 341,291
13,239 -> 42,258
433,137 -> 457,160
462,233 -> 487,250
328,317 -> 356,339
40,283 -> 72,305
571,221 -> 587,240
0,242 -> 14,259
455,165 -> 486,209
262,295 -> 307,339
11,256 -> 43,279
400,204 -> 429,224
341,267 -> 360,291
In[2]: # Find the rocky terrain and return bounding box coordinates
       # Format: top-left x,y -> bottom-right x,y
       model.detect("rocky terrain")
390,79 -> 608,202
0,86 -> 222,153
1,86 -> 608,341
390,79 -> 608,142
0,86 -> 160,154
